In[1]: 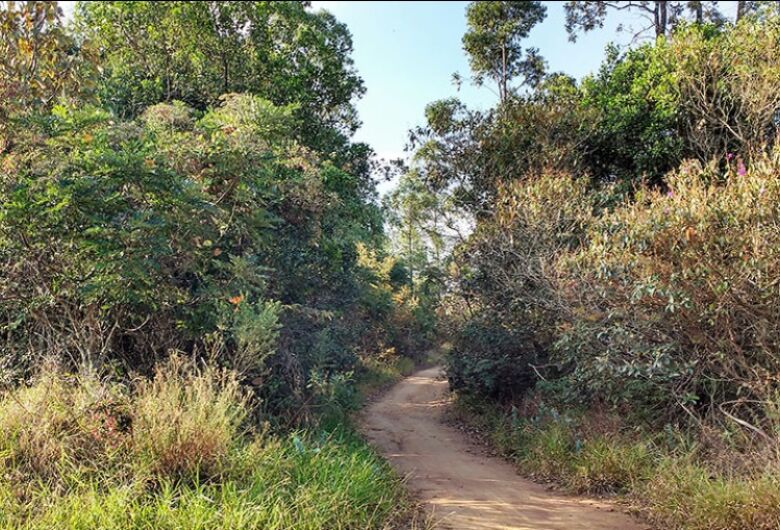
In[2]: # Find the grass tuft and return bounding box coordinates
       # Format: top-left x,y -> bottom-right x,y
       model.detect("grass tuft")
449,393 -> 780,530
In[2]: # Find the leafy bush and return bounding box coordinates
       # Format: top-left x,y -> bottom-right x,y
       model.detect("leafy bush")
0,92 -> 416,422
446,172 -> 596,399
560,150 -> 780,417
447,317 -> 539,399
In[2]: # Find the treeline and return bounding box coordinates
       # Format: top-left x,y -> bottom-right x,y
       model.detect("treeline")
400,3 -> 780,527
412,0 -> 780,429
0,1 -> 435,419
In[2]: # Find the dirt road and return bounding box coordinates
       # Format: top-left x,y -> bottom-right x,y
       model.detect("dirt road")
360,366 -> 646,530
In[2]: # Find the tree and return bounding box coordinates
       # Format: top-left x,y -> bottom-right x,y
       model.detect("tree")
737,1 -> 750,21
0,1 -> 93,146
564,1 -> 724,42
75,2 -> 364,153
462,1 -> 547,101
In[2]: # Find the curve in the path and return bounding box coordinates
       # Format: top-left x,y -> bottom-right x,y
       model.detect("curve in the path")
360,366 -> 647,530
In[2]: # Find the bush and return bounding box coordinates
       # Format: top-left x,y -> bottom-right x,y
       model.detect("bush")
447,318 -> 540,400
446,172 -> 596,399
560,150 -> 780,418
0,94 -> 406,423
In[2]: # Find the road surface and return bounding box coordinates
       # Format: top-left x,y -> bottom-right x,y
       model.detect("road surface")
360,366 -> 646,530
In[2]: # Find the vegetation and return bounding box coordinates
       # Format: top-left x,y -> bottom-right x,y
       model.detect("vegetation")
0,358 -> 405,530
398,3 -> 780,529
5,0 -> 780,528
0,1 -> 435,527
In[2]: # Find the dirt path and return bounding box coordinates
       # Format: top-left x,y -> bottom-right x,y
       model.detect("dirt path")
360,366 -> 647,530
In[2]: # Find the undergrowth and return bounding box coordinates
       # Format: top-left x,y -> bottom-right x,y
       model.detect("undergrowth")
355,353 -> 417,399
0,357 -> 408,530
450,393 -> 780,530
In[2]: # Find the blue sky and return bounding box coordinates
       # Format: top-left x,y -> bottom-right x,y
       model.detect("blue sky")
311,0 -> 632,164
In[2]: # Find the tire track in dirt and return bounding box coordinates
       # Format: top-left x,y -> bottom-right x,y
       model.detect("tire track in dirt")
360,366 -> 647,530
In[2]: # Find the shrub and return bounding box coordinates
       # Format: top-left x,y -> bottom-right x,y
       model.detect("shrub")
447,172 -> 596,399
0,94 -> 401,422
672,18 -> 780,161
560,149 -> 780,418
132,357 -> 250,481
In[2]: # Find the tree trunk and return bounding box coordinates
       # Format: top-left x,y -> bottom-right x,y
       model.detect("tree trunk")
736,1 -> 747,21
500,42 -> 507,102
656,1 -> 668,37
693,1 -> 703,23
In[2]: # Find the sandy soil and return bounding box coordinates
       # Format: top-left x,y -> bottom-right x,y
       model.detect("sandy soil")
360,366 -> 648,530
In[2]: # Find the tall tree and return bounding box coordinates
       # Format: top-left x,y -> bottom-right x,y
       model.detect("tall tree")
462,1 -> 547,102
75,2 -> 364,153
564,1 -> 724,42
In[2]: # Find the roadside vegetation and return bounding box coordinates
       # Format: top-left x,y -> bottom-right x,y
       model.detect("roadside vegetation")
0,2 -> 438,528
6,1 -> 780,528
397,2 -> 780,529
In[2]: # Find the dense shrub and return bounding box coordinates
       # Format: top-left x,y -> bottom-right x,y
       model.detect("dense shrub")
440,17 -> 780,428
560,150 -> 780,418
0,92 -> 425,422
446,173 -> 596,399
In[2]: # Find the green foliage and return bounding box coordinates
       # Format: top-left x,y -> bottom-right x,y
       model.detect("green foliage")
446,173 -> 596,400
446,317 -> 539,400
0,1 -> 95,126
462,1 -> 547,99
438,16 -> 780,423
74,1 -> 364,149
0,88 -> 403,423
580,40 -> 683,185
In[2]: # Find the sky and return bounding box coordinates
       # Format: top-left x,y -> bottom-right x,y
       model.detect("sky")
60,1 -> 740,191
311,0 -> 634,164
307,1 -> 738,181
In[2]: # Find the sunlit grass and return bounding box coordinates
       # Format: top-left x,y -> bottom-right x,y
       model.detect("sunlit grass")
449,394 -> 780,530
0,360 -> 407,530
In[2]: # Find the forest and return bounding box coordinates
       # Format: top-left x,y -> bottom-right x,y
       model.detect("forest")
2,1 -> 780,529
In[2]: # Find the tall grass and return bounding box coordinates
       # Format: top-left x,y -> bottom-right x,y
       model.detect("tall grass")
449,394 -> 780,530
0,358 -> 406,529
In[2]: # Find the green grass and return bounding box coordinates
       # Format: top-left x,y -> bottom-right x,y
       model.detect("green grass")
354,354 -> 416,399
449,394 -> 780,530
0,430 -> 404,530
0,359 -> 407,530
